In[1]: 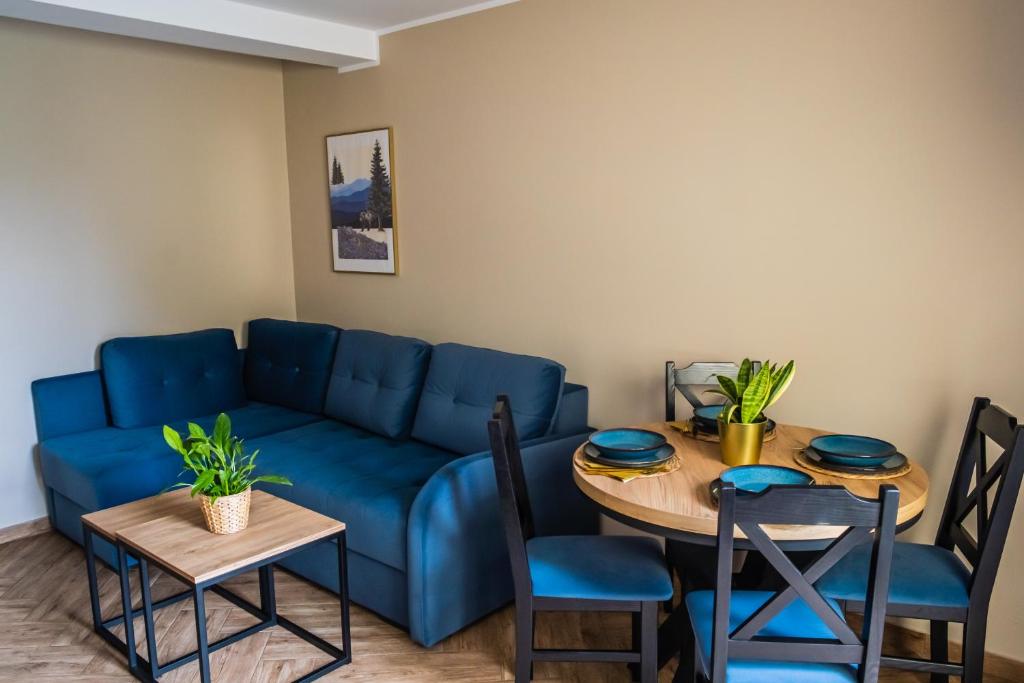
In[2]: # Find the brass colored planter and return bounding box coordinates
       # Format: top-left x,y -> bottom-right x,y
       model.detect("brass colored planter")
717,418 -> 767,466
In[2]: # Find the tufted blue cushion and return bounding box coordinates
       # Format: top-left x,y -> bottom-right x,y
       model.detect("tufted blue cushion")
687,590 -> 855,683
101,329 -> 245,428
39,402 -> 321,510
816,541 -> 971,610
324,330 -> 432,439
411,343 -> 565,454
244,318 -> 340,413
526,535 -> 673,601
251,420 -> 458,570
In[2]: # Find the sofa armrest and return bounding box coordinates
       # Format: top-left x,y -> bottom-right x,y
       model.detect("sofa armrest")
31,370 -> 109,441
552,382 -> 588,435
406,430 -> 596,646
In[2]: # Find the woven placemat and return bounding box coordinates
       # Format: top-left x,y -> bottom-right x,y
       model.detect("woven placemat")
667,420 -> 777,443
574,449 -> 681,483
793,451 -> 912,480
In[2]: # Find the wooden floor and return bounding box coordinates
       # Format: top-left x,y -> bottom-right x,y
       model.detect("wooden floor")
0,531 -> 1018,682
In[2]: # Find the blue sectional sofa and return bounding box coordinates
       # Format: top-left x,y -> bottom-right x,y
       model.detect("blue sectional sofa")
32,319 -> 596,646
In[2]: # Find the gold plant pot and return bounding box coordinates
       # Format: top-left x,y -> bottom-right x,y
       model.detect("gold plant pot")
199,487 -> 251,534
717,418 -> 767,466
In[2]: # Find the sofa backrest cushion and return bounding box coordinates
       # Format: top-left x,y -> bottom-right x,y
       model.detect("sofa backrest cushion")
411,343 -> 566,454
101,329 -> 246,428
325,330 -> 432,439
244,318 -> 340,413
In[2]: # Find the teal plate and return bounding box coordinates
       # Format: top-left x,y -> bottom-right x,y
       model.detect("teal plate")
710,464 -> 814,501
583,442 -> 674,468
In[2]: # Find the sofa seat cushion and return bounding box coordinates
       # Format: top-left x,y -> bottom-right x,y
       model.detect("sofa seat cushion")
324,330 -> 432,439
411,343 -> 566,455
40,403 -> 323,511
101,329 -> 246,428
244,319 -> 340,413
251,420 -> 459,571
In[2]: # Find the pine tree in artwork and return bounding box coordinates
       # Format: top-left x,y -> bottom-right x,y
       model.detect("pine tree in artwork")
331,156 -> 345,185
367,139 -> 392,229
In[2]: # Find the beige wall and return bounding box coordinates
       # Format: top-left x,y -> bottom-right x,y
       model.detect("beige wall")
0,19 -> 296,528
282,0 -> 1024,655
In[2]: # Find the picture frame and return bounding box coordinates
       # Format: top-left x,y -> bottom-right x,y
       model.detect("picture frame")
325,127 -> 398,274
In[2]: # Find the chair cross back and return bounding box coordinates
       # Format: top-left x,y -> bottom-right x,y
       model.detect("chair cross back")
487,394 -> 536,597
665,361 -> 761,420
710,484 -> 901,683
936,397 -> 1024,598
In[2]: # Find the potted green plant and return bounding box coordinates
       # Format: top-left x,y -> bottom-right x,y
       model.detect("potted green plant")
709,359 -> 795,466
163,413 -> 292,534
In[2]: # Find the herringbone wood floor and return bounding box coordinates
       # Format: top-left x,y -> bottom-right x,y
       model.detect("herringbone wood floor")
0,531 -> 1018,682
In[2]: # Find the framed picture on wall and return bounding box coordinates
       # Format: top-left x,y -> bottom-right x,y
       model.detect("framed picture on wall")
325,127 -> 398,274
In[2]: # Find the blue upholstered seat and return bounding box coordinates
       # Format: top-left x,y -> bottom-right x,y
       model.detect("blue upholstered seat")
525,535 -> 673,601
686,590 -> 855,683
39,402 -> 323,510
817,542 -> 971,610
251,419 -> 459,571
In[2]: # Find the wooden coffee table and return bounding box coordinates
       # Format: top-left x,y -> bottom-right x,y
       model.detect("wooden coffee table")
81,489 -> 350,682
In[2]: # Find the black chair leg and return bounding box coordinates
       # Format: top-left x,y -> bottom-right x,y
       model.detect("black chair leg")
961,617 -> 987,683
641,601 -> 657,683
631,611 -> 642,682
515,606 -> 533,683
929,620 -> 949,683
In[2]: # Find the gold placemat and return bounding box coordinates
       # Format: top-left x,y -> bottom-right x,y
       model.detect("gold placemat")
574,449 -> 681,483
667,420 -> 777,443
793,451 -> 912,480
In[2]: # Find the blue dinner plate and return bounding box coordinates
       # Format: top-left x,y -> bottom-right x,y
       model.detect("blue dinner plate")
810,434 -> 896,467
583,442 -> 675,467
802,447 -> 908,474
719,464 -> 815,493
694,404 -> 724,422
588,428 -> 667,460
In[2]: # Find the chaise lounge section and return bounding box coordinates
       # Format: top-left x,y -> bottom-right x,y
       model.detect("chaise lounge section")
32,319 -> 596,646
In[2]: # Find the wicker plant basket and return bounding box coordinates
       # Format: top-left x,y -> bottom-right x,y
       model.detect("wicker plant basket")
199,487 -> 251,534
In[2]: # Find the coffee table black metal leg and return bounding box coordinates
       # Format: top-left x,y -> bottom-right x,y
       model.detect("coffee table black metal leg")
259,564 -> 278,624
138,556 -> 161,680
193,585 -> 212,683
338,531 -> 351,659
83,525 -> 103,633
117,543 -> 140,671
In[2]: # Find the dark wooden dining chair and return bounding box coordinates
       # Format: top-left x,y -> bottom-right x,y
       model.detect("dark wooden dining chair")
665,361 -> 752,421
687,482 -> 901,683
817,397 -> 1024,683
487,395 -> 672,683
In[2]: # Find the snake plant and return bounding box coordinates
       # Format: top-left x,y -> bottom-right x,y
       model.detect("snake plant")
163,413 -> 291,503
708,359 -> 795,424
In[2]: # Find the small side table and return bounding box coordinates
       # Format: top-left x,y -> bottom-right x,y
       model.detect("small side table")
82,489 -> 350,682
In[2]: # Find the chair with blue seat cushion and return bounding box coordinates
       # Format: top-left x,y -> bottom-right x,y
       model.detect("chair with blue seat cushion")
488,396 -> 670,683
415,343 -> 565,455
817,397 -> 1024,683
325,329 -> 432,439
101,328 -> 247,428
689,482 -> 900,683
244,318 -> 340,413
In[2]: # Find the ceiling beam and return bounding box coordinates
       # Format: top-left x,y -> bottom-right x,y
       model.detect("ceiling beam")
0,0 -> 380,69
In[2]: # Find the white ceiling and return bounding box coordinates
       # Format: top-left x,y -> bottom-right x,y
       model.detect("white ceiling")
0,0 -> 518,69
237,0 -> 516,34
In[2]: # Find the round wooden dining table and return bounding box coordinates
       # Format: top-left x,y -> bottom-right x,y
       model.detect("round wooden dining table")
573,422 -> 930,550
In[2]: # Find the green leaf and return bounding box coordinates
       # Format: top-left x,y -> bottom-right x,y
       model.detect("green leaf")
252,475 -> 292,486
720,403 -> 738,424
735,359 -> 752,397
715,375 -> 739,403
740,364 -> 772,423
702,389 -> 736,402
187,422 -> 206,439
213,413 -> 231,449
163,426 -> 185,455
191,469 -> 216,496
764,360 -> 795,410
